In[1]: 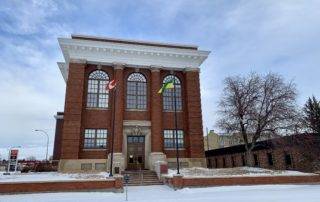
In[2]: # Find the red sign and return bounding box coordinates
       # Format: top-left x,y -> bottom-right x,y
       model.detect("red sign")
10,149 -> 19,160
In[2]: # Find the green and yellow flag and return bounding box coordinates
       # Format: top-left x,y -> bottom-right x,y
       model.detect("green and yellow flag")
158,80 -> 174,93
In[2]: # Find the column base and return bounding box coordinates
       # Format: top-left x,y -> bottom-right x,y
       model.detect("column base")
107,153 -> 125,174
58,159 -> 107,172
148,152 -> 167,171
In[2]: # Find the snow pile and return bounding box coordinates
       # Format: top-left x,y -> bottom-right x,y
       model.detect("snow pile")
1,184 -> 320,202
165,167 -> 316,178
0,172 -> 111,182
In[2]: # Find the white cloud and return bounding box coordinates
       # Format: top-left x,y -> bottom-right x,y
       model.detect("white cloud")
0,0 -> 320,158
0,0 -> 59,34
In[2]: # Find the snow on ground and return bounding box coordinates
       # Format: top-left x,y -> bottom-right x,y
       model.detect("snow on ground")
165,167 -> 316,178
0,184 -> 320,202
0,172 -> 111,182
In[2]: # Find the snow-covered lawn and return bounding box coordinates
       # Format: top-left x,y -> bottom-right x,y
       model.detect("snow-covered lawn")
0,184 -> 320,202
0,172 -> 111,182
165,167 -> 316,178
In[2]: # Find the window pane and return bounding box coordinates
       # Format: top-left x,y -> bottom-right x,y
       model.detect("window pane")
87,70 -> 109,108
87,93 -> 97,107
164,130 -> 184,148
88,80 -> 98,93
84,129 -> 107,149
96,129 -> 107,138
126,73 -> 147,110
162,75 -> 182,111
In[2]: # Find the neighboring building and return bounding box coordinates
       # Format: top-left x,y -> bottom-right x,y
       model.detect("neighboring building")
203,130 -> 219,151
204,131 -> 278,151
53,35 -> 210,172
205,134 -> 320,172
217,133 -> 279,148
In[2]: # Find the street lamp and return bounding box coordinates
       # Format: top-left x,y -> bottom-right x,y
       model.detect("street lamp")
35,129 -> 49,161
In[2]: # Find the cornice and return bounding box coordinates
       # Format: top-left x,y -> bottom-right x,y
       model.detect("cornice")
57,37 -> 210,82
184,67 -> 200,72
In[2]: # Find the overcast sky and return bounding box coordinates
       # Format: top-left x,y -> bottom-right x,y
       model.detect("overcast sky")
0,0 -> 319,159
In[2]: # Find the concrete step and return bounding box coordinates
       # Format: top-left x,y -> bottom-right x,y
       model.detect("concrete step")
122,170 -> 162,186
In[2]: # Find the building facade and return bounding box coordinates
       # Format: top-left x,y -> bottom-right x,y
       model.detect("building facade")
203,130 -> 219,151
204,132 -> 279,150
53,35 -> 210,172
205,134 -> 320,173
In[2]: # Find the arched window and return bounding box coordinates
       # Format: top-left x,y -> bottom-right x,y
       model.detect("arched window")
126,73 -> 147,109
87,70 -> 109,108
162,75 -> 182,111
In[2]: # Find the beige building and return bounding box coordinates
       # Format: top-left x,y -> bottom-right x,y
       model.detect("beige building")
203,130 -> 219,150
204,131 -> 279,150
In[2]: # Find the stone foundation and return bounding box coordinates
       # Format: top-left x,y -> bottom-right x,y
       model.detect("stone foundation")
167,158 -> 207,169
58,159 -> 107,172
107,153 -> 125,174
148,152 -> 167,171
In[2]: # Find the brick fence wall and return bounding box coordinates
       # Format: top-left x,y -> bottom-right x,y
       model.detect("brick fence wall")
0,177 -> 123,194
164,175 -> 320,189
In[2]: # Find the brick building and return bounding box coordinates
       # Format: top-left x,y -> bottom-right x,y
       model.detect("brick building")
53,35 -> 210,172
205,134 -> 320,172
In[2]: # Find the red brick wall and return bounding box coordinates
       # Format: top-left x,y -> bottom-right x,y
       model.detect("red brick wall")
165,175 -> 320,189
53,112 -> 64,160
60,62 -> 86,159
58,64 -> 205,160
151,68 -> 163,152
0,179 -> 123,193
207,148 -> 305,171
185,71 -> 205,158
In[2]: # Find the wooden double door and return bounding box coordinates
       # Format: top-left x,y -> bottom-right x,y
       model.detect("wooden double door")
127,136 -> 145,170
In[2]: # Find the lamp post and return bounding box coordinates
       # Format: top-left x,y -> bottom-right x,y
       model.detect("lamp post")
35,129 -> 49,161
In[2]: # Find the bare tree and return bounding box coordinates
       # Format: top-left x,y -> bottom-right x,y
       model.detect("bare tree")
217,72 -> 297,166
26,156 -> 37,161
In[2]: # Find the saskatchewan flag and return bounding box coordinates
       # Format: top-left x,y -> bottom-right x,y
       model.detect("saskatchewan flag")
158,80 -> 174,93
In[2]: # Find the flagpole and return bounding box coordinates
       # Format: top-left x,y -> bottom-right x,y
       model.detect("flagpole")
109,85 -> 116,177
173,72 -> 180,175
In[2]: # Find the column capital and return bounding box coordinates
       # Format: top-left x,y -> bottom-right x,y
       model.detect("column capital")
113,62 -> 125,69
69,59 -> 87,64
150,65 -> 162,72
184,67 -> 200,72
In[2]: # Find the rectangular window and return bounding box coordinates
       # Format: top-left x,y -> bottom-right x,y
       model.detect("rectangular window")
95,163 -> 106,171
285,153 -> 292,166
242,154 -> 246,166
87,79 -> 109,108
208,159 -> 212,168
267,153 -> 274,166
81,163 -> 92,171
84,129 -> 107,149
163,130 -> 184,148
215,158 -> 218,168
231,156 -> 236,167
222,158 -> 226,168
163,87 -> 182,111
126,81 -> 147,110
253,154 -> 259,167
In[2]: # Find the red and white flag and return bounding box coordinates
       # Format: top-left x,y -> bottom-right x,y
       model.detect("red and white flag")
107,79 -> 116,90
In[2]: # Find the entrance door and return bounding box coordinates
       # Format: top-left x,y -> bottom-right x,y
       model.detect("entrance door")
127,136 -> 145,170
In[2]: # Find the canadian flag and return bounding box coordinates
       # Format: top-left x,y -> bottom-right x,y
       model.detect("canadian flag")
107,79 -> 117,90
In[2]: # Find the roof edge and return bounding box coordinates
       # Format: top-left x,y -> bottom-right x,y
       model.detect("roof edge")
71,34 -> 199,50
